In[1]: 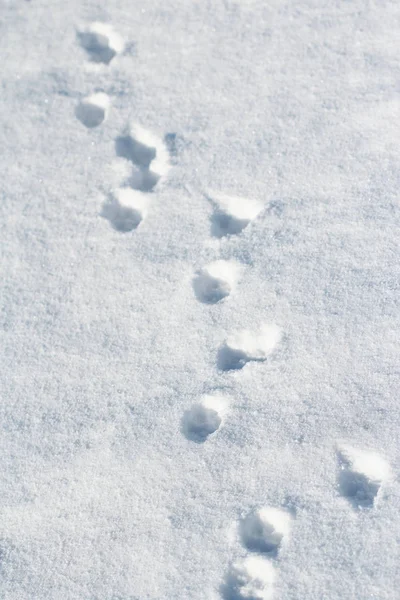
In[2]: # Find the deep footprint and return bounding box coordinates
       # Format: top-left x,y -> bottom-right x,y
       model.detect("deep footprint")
207,191 -> 264,238
181,394 -> 228,443
75,93 -> 110,128
221,556 -> 276,600
115,123 -> 170,192
240,507 -> 291,556
218,324 -> 282,371
193,260 -> 240,304
101,188 -> 149,232
78,22 -> 124,64
337,444 -> 391,509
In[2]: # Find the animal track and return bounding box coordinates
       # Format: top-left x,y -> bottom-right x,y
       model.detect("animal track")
207,191 -> 264,237
240,508 -> 291,555
337,445 -> 391,509
222,556 -> 276,600
218,324 -> 281,371
101,188 -> 149,232
181,394 -> 228,443
115,123 -> 170,192
78,22 -> 125,64
75,93 -> 110,128
193,260 -> 240,304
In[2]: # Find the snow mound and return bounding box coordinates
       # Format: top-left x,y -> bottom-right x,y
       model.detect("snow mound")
208,191 -> 264,237
218,324 -> 282,371
337,445 -> 391,509
181,394 -> 229,443
115,123 -> 170,192
78,22 -> 125,64
193,260 -> 240,304
223,556 -> 275,600
75,93 -> 110,128
240,508 -> 291,555
101,188 -> 149,232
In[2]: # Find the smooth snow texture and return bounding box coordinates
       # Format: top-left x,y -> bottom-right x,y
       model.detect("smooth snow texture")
101,188 -> 149,232
208,191 -> 264,237
115,123 -> 170,191
78,22 -> 124,63
240,508 -> 291,555
75,93 -> 110,128
223,556 -> 276,600
181,393 -> 229,443
337,445 -> 391,509
193,260 -> 240,304
218,324 -> 282,371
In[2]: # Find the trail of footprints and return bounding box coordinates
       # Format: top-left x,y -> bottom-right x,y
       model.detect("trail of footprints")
75,22 -> 393,600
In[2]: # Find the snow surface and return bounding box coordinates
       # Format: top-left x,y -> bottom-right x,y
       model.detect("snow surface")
0,0 -> 399,599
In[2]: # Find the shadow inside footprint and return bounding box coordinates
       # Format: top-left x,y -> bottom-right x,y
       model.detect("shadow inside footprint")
181,403 -> 221,443
115,135 -> 156,169
217,345 -> 250,371
338,469 -> 378,509
211,211 -> 248,238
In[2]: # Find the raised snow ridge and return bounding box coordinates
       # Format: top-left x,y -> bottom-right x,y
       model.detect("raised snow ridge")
218,324 -> 282,371
337,444 -> 391,509
78,22 -> 124,64
101,188 -> 149,232
181,394 -> 228,443
208,191 -> 264,237
75,93 -> 110,128
193,260 -> 240,304
240,508 -> 291,555
222,556 -> 275,600
115,123 -> 170,192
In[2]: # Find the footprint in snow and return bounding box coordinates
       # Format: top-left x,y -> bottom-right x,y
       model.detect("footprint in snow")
181,394 -> 229,443
101,188 -> 149,232
75,93 -> 110,128
207,191 -> 264,238
115,123 -> 170,192
193,260 -> 241,304
336,444 -> 391,509
240,507 -> 291,556
78,22 -> 124,64
218,324 -> 282,371
221,555 -> 276,600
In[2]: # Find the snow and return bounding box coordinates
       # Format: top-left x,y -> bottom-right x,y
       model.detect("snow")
0,0 -> 399,599
75,92 -> 111,128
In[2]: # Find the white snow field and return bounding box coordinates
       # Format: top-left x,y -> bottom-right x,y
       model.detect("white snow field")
0,0 -> 399,598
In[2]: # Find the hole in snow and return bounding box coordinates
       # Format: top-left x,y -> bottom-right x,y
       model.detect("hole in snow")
207,191 -> 264,238
221,556 -> 275,600
78,22 -> 124,64
193,260 -> 240,304
101,188 -> 149,232
337,445 -> 391,510
181,394 -> 228,443
218,324 -> 282,372
115,123 -> 170,192
240,507 -> 291,555
75,93 -> 110,128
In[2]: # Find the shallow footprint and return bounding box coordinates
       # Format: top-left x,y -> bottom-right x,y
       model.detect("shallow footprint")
181,394 -> 228,443
75,93 -> 110,128
240,507 -> 291,556
337,444 -> 391,509
78,22 -> 124,64
221,556 -> 275,600
218,324 -> 282,371
193,260 -> 240,304
101,188 -> 149,232
115,123 -> 170,192
207,191 -> 264,238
